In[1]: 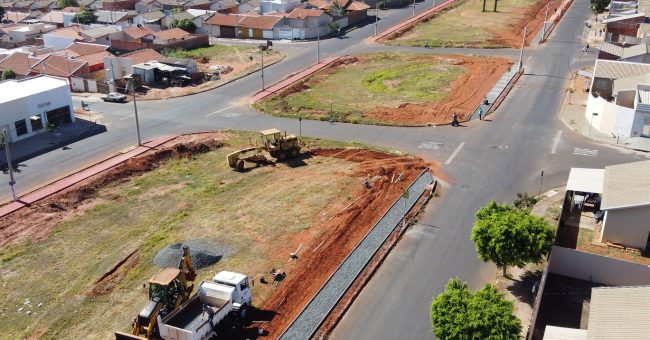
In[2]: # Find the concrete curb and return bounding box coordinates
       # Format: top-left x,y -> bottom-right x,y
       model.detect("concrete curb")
486,68 -> 524,117
370,0 -> 457,42
0,135 -> 178,218
539,0 -> 575,44
249,56 -> 342,103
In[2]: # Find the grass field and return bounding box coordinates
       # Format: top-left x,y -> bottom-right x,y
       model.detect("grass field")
389,0 -> 539,48
254,53 -> 466,125
162,44 -> 251,60
0,132 -> 361,339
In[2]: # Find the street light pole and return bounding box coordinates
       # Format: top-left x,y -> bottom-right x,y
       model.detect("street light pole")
518,25 -> 528,69
412,0 -> 415,16
260,48 -> 265,91
317,26 -> 320,63
2,129 -> 17,202
130,80 -> 142,146
542,0 -> 549,41
432,0 -> 436,8
374,0 -> 378,36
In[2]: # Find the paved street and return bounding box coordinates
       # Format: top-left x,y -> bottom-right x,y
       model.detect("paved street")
0,0 -> 646,337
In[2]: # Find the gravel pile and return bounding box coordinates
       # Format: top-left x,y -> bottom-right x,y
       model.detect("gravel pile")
154,239 -> 230,269
280,172 -> 434,340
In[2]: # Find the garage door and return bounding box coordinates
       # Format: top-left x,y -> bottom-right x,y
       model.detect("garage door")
220,26 -> 236,38
46,106 -> 72,126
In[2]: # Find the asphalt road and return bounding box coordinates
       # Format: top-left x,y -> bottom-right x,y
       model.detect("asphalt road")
330,0 -> 647,339
0,0 -> 645,337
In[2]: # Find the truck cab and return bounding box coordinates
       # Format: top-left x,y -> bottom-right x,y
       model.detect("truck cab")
212,271 -> 252,318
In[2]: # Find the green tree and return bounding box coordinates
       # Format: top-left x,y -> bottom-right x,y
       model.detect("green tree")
471,201 -> 555,277
170,18 -> 196,33
591,0 -> 608,13
1,69 -> 15,80
431,278 -> 521,339
72,7 -> 95,24
56,0 -> 79,9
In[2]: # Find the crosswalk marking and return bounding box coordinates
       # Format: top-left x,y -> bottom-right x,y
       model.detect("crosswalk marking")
573,147 -> 598,157
417,142 -> 443,150
221,112 -> 242,118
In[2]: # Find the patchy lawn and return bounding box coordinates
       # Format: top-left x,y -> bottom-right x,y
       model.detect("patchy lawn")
254,53 -> 511,125
388,0 -> 562,48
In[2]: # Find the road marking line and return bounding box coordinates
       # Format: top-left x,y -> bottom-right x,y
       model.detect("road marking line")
221,112 -> 242,118
119,115 -> 131,120
573,147 -> 598,157
551,130 -> 562,154
445,142 -> 465,165
206,103 -> 240,117
417,141 -> 443,150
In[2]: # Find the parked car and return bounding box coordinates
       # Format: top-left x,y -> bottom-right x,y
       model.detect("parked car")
101,92 -> 127,103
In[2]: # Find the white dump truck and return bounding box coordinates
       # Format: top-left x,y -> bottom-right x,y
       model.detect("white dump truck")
157,271 -> 252,340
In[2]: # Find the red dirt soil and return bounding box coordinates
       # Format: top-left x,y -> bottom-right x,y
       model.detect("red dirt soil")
491,0 -> 564,47
250,149 -> 435,338
364,55 -> 512,124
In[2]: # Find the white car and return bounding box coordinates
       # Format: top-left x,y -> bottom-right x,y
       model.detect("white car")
101,92 -> 127,103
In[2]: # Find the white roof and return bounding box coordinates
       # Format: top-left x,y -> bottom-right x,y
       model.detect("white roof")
0,75 -> 69,105
602,160 -> 650,210
543,326 -> 588,340
593,59 -> 650,79
213,271 -> 246,284
587,286 -> 650,339
567,168 -> 604,194
602,12 -> 645,23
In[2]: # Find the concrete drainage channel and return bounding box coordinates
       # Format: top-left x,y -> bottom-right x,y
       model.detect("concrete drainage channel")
279,170 -> 435,340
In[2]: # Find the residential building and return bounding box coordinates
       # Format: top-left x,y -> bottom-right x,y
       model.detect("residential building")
160,9 -> 194,28
586,59 -> 650,138
58,42 -> 113,71
307,0 -> 369,25
3,11 -> 31,23
94,10 -> 136,25
78,0 -> 104,10
281,7 -> 331,39
42,26 -> 94,49
0,75 -> 74,142
30,53 -> 90,79
0,22 -> 56,45
101,0 -> 138,10
132,10 -> 166,29
135,0 -> 158,13
0,51 -> 43,78
260,0 -> 299,14
80,25 -> 123,45
204,12 -> 283,39
603,12 -> 645,38
598,41 -> 650,62
109,26 -> 208,50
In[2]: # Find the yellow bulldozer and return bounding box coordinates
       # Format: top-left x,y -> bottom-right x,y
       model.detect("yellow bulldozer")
115,245 -> 196,340
226,128 -> 301,171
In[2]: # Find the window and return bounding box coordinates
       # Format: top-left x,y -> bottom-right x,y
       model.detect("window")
240,278 -> 249,291
30,115 -> 43,131
14,119 -> 28,136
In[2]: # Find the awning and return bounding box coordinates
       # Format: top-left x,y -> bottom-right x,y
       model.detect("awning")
567,168 -> 604,193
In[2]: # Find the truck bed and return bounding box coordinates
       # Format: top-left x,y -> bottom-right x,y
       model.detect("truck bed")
165,295 -> 229,331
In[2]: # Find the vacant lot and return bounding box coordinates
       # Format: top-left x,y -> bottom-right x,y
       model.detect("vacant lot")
255,53 -> 511,125
388,0 -> 562,48
0,131 -> 429,339
137,45 -> 283,100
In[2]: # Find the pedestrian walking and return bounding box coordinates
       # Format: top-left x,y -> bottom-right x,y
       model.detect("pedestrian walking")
424,40 -> 430,48
483,96 -> 489,105
478,107 -> 483,120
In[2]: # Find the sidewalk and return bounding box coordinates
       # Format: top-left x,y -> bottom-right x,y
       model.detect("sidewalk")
0,135 -> 177,218
469,66 -> 522,121
371,0 -> 456,42
0,116 -> 106,169
558,76 -> 650,152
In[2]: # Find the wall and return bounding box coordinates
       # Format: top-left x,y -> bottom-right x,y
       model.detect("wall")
42,34 -> 74,50
601,206 -> 650,249
109,34 -> 208,50
548,246 -> 650,286
585,94 -> 636,137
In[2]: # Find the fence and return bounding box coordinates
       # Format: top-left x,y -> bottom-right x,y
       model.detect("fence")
70,77 -> 107,93
109,34 -> 209,51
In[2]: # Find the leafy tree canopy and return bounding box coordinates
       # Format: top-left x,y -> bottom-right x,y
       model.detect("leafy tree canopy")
170,18 -> 196,33
72,6 -> 95,24
431,278 -> 521,340
1,69 -> 15,80
56,0 -> 79,9
471,201 -> 555,276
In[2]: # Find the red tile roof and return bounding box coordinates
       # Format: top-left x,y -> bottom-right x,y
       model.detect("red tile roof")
287,7 -> 325,19
0,52 -> 43,76
346,0 -> 369,10
121,48 -> 164,64
73,50 -> 112,66
122,26 -> 155,40
153,27 -> 190,40
238,14 -> 283,30
46,27 -> 87,41
65,42 -> 109,56
205,13 -> 238,26
30,53 -> 88,77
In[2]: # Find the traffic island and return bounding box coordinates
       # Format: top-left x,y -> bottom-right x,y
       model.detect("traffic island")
0,130 -> 436,339
253,53 -> 512,126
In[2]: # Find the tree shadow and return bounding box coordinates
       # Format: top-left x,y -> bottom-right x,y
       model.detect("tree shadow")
505,269 -> 543,307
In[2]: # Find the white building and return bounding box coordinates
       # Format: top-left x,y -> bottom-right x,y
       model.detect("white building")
260,0 -> 300,14
0,76 -> 75,142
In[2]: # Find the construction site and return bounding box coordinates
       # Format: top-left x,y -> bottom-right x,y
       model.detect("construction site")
0,131 -> 437,339
254,53 -> 512,125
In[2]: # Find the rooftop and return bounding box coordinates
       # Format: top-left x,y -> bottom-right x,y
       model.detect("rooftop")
0,75 -> 69,105
153,27 -> 190,40
593,59 -> 650,79
588,286 -> 650,339
286,7 -> 324,18
121,48 -> 163,64
602,160 -> 650,210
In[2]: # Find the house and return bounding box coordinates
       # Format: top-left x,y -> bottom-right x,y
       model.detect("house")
159,56 -> 196,72
58,41 -> 112,71
102,0 -> 138,10
599,160 -> 650,250
32,0 -> 56,12
307,0 -> 368,25
0,51 -> 44,78
211,0 -> 238,12
186,8 -> 216,33
598,41 -> 650,62
134,0 -> 158,13
204,13 -> 283,39
39,10 -> 77,27
11,1 -> 35,13
157,0 -> 189,13
147,26 -> 190,43
117,25 -> 156,40
80,25 -> 122,45
42,26 -> 94,49
586,59 -> 650,138
3,11 -> 32,23
0,22 -> 57,45
260,0 -> 299,14
94,10 -> 136,25
121,47 -> 163,63
78,0 -> 104,10
160,10 -> 194,29
282,7 -> 331,39
203,13 -> 238,37
132,10 -> 166,29
184,0 -> 211,10
103,47 -> 161,82
542,286 -> 650,340
0,75 -> 74,142
109,26 -> 208,50
603,13 -> 645,38
30,53 -> 90,79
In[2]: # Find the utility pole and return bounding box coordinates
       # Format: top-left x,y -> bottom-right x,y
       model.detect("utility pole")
260,47 -> 265,90
538,171 -> 544,197
432,0 -> 436,8
412,0 -> 415,16
542,0 -> 549,41
130,79 -> 142,146
2,129 -> 17,202
518,25 -> 527,69
317,25 -> 320,63
374,0 -> 378,36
